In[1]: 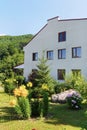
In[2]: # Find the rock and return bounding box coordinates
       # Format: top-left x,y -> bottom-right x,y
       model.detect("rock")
51,89 -> 80,103
51,94 -> 58,103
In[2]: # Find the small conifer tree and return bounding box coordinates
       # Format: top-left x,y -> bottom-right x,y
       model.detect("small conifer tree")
35,52 -> 54,92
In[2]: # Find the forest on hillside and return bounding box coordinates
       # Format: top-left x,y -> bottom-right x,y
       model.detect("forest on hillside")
0,34 -> 33,81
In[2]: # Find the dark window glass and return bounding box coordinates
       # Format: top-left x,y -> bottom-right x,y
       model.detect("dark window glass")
72,47 -> 81,58
32,69 -> 37,73
58,49 -> 66,59
32,52 -> 38,61
72,69 -> 81,76
58,69 -> 65,80
47,50 -> 53,60
58,31 -> 66,42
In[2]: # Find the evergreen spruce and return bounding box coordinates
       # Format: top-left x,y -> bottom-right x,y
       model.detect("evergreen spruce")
35,52 -> 54,91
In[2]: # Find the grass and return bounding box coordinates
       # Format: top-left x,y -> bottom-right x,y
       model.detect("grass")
0,88 -> 87,130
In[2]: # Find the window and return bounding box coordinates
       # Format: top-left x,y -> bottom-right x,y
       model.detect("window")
72,69 -> 81,76
58,69 -> 65,80
58,49 -> 66,59
47,50 -> 53,60
32,69 -> 37,73
32,52 -> 38,61
72,47 -> 81,58
58,31 -> 66,42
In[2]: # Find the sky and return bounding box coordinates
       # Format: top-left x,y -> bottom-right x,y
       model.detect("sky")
0,0 -> 87,36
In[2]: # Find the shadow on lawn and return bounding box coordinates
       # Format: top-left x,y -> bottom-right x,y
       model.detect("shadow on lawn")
0,106 -> 18,123
45,103 -> 87,129
0,100 -> 87,129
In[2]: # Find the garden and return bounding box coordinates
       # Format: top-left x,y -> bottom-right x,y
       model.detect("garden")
1,55 -> 87,130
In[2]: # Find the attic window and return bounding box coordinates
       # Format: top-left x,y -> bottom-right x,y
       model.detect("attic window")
58,31 -> 66,42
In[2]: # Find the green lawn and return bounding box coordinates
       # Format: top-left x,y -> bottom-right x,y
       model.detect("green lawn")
0,88 -> 87,130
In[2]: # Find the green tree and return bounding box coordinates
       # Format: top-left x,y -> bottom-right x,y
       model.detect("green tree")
0,34 -> 33,81
65,73 -> 87,100
35,52 -> 54,93
0,43 -> 9,60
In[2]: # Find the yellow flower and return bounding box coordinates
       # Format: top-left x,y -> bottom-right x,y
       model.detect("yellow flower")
13,88 -> 21,96
16,81 -> 18,83
5,78 -> 15,83
5,79 -> 9,82
19,85 -> 26,90
42,84 -> 49,90
20,89 -> 28,97
27,82 -> 33,87
9,99 -> 16,106
13,79 -> 16,82
14,85 -> 28,97
31,98 -> 34,102
39,98 -> 42,101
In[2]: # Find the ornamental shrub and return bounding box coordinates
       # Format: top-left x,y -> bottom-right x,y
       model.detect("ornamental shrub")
66,93 -> 82,110
4,78 -> 17,94
15,75 -> 25,86
32,88 -> 42,98
12,85 -> 31,119
4,84 -> 15,94
30,99 -> 42,117
65,73 -> 87,100
54,82 -> 72,94
42,91 -> 49,117
14,97 -> 31,119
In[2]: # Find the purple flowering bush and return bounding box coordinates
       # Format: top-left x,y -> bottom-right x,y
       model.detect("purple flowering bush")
66,93 -> 83,110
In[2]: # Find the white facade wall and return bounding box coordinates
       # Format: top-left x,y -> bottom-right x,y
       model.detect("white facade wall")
23,17 -> 87,80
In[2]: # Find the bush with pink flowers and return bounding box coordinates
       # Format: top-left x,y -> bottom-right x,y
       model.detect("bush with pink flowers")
66,93 -> 82,110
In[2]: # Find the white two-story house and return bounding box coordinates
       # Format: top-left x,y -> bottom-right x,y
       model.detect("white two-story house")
23,16 -> 87,81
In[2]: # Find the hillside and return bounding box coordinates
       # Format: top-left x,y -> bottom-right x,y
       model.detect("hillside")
0,34 -> 33,80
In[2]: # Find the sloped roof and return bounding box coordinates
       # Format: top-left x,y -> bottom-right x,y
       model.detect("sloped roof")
23,16 -> 87,50
14,64 -> 24,69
